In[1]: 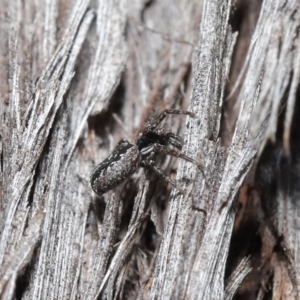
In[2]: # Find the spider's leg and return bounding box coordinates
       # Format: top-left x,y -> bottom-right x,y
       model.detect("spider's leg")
145,109 -> 195,132
165,132 -> 184,150
143,159 -> 184,194
152,144 -> 205,175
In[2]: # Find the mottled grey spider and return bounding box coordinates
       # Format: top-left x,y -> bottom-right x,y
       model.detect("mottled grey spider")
90,109 -> 204,196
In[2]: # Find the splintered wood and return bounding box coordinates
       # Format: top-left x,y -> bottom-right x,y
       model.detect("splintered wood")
1,0 -> 300,299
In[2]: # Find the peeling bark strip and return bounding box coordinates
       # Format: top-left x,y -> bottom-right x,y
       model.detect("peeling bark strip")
1,0 -> 300,299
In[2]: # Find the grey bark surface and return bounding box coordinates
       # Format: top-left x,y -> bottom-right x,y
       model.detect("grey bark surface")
0,0 -> 300,299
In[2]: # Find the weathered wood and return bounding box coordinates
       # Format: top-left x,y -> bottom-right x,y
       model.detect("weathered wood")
0,0 -> 300,299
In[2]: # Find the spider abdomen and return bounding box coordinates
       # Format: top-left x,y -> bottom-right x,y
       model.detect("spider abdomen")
90,139 -> 141,196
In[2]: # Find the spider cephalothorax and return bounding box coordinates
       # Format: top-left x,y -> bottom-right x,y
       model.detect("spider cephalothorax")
90,109 -> 204,196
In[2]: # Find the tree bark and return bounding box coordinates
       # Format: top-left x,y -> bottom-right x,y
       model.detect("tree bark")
0,0 -> 300,299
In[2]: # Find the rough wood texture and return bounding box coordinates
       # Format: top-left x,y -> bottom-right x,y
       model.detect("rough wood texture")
1,0 -> 300,299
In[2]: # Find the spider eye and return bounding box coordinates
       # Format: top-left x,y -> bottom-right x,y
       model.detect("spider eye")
140,145 -> 153,156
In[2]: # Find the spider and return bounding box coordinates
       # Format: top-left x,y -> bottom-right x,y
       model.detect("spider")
90,109 -> 204,196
